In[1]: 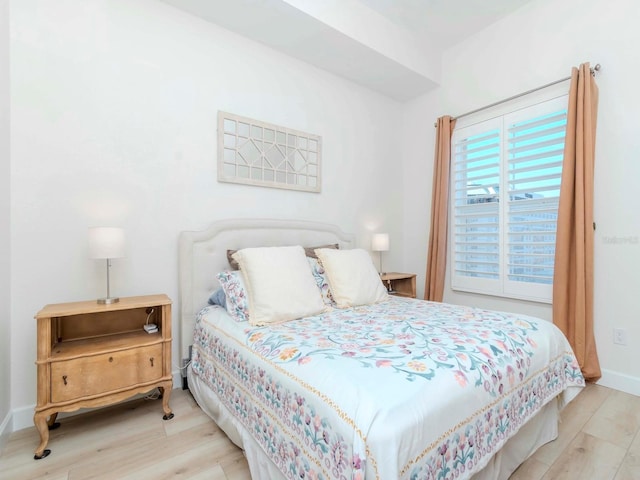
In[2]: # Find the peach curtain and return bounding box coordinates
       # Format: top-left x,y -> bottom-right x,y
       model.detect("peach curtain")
552,63 -> 601,382
424,116 -> 456,302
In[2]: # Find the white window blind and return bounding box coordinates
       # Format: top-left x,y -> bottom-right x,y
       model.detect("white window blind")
451,95 -> 568,303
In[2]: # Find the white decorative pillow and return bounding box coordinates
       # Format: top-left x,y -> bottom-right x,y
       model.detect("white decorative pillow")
232,246 -> 326,325
315,248 -> 388,308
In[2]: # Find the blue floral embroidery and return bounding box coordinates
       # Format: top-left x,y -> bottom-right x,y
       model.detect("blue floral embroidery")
246,299 -> 548,397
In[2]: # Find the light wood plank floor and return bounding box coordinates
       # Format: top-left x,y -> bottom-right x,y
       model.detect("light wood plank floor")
1,384 -> 638,479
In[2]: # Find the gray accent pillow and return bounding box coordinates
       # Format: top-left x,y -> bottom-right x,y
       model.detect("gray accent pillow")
226,243 -> 339,270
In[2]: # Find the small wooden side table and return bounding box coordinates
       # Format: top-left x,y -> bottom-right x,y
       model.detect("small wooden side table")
380,272 -> 417,298
33,294 -> 174,459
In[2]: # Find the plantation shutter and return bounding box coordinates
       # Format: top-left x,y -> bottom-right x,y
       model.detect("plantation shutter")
450,95 -> 568,302
451,119 -> 502,295
504,104 -> 567,299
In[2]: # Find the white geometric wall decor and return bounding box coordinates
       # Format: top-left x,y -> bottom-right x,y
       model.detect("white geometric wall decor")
217,111 -> 322,193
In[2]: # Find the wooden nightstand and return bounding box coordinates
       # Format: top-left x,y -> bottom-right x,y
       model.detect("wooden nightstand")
380,273 -> 417,298
33,294 -> 174,459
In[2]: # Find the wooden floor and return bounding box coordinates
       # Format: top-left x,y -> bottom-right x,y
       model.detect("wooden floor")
1,383 -> 639,479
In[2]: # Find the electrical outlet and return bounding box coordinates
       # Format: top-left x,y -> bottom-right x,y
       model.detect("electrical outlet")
613,328 -> 628,345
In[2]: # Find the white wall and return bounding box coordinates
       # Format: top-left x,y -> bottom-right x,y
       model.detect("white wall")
0,0 -> 11,450
403,0 -> 640,393
10,0 -> 404,420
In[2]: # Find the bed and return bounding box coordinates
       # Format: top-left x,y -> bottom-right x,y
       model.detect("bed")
179,218 -> 585,480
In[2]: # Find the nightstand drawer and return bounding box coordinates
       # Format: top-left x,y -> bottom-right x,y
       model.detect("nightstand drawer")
50,344 -> 163,403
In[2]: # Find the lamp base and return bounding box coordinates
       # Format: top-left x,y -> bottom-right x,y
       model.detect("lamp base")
97,297 -> 120,305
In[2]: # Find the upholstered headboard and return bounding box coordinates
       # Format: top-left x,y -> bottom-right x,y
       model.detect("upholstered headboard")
178,218 -> 354,359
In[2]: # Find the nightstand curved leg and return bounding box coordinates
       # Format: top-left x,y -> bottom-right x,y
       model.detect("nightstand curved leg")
161,383 -> 174,420
33,413 -> 52,459
47,412 -> 61,430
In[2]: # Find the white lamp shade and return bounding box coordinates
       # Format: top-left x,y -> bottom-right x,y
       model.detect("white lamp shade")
88,227 -> 125,259
371,233 -> 390,252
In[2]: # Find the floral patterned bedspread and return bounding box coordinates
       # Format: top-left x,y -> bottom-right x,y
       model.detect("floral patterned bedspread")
190,297 -> 584,480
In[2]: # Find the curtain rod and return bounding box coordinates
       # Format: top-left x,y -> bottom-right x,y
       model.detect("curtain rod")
434,63 -> 601,127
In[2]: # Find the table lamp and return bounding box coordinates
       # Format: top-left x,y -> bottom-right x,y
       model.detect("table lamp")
371,233 -> 389,275
89,227 -> 125,304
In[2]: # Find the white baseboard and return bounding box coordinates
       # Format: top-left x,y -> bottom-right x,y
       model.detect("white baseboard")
12,404 -> 33,432
11,369 -> 184,433
0,409 -> 12,454
597,369 -> 640,397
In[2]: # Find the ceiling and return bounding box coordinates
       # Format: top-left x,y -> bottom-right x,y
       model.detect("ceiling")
357,0 -> 534,48
161,0 -> 534,101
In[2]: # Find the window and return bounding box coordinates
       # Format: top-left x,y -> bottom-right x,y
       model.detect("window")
450,95 -> 568,303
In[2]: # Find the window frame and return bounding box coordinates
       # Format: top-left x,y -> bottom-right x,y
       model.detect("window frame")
449,92 -> 569,304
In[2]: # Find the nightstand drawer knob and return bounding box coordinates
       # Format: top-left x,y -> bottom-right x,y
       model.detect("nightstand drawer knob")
62,375 -> 67,386
150,357 -> 154,367
109,357 -> 113,363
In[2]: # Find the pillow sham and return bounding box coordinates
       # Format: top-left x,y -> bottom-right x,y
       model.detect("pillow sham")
314,248 -> 388,308
216,270 -> 249,322
307,257 -> 335,307
232,246 -> 326,325
227,243 -> 339,270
